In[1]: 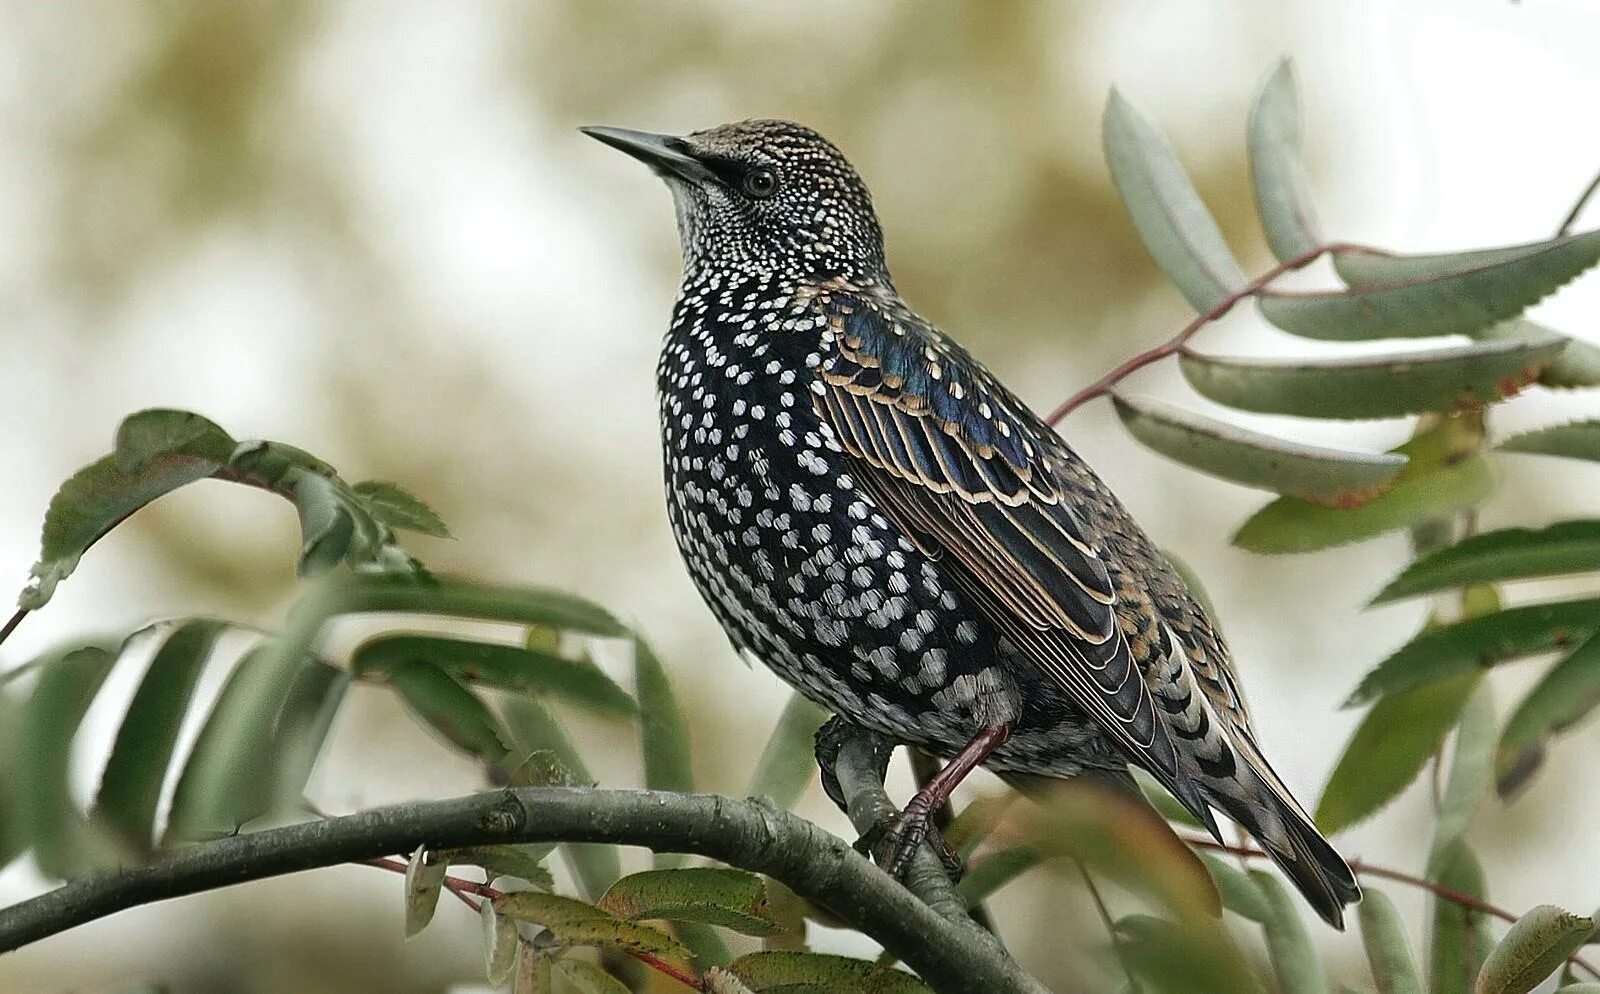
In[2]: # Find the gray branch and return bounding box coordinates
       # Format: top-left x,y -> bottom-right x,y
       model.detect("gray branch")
0,783 -> 1049,994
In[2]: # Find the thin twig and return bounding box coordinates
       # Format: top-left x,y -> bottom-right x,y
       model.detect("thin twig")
1046,241 -> 1366,423
0,608 -> 29,657
1558,166 -> 1600,237
1182,835 -> 1600,982
1076,860 -> 1142,994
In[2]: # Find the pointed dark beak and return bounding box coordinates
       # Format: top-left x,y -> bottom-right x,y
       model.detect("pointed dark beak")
580,126 -> 721,186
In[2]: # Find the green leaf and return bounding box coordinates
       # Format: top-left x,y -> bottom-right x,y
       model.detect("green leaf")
956,845 -> 1042,907
1252,871 -> 1328,994
725,951 -> 932,994
599,868 -> 784,936
1359,888 -> 1425,994
16,646 -> 120,876
1346,598 -> 1600,706
1114,394 -> 1405,504
1200,852 -> 1272,923
747,692 -> 828,808
445,845 -> 556,891
114,409 -> 236,473
1496,632 -> 1600,798
350,480 -> 451,538
353,635 -> 634,716
1259,228 -> 1600,340
500,696 -> 619,901
481,900 -> 519,986
0,688 -> 24,868
1180,337 -> 1565,419
95,620 -> 226,850
387,659 -> 514,763
1316,673 -> 1480,834
267,659 -> 349,811
492,892 -> 690,959
1234,457 -> 1494,555
1429,681 -> 1496,871
404,845 -> 447,938
315,573 -> 628,638
554,959 -> 632,994
1429,841 -> 1495,994
1471,319 -> 1600,389
21,452 -> 223,610
633,637 -> 693,868
1475,905 -> 1594,994
1102,90 -> 1247,311
164,644 -> 297,842
1374,521 -> 1600,604
1114,915 -> 1265,994
1499,420 -> 1600,463
1248,59 -> 1321,262
291,472 -> 356,576
227,439 -> 337,485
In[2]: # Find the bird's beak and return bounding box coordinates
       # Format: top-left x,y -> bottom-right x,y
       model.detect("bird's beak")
580,126 -> 722,186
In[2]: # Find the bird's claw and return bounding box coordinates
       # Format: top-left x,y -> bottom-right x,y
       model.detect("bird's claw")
856,800 -> 964,881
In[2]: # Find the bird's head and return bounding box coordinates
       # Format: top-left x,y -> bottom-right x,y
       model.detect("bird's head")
582,119 -> 887,283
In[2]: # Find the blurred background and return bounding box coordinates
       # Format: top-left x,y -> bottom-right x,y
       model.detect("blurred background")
2,1 -> 1598,991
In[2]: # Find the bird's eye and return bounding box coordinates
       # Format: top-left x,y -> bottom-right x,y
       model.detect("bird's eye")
741,168 -> 778,199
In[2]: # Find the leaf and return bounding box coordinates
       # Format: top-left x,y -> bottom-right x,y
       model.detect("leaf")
515,943 -> 550,994
387,659 -> 514,763
633,637 -> 693,869
555,959 -> 632,994
1316,673 -> 1480,834
725,951 -> 932,994
21,452 -> 223,610
405,845 -> 447,938
164,644 -> 298,842
95,620 -> 226,850
268,659 -> 349,811
1248,59 -> 1321,262
1374,521 -> 1600,603
492,892 -> 690,959
1102,89 -> 1247,311
956,845 -> 1042,907
675,920 -> 735,969
1180,337 -> 1565,419
1474,905 -> 1594,994
353,635 -> 634,716
482,900 -> 520,985
1346,598 -> 1600,706
1472,319 -> 1600,389
1429,681 -> 1497,872
350,480 -> 451,538
0,689 -> 24,869
16,646 -> 119,876
500,696 -> 620,901
227,439 -> 337,485
445,845 -> 556,891
1429,841 -> 1495,994
291,472 -> 356,576
114,409 -> 236,473
1499,420 -> 1600,463
599,868 -> 783,936
318,573 -> 628,638
1359,888 -> 1425,994
1258,228 -> 1600,340
705,967 -> 760,994
1114,915 -> 1265,994
746,692 -> 828,808
1234,458 -> 1494,555
1114,394 -> 1406,504
1496,632 -> 1600,798
1252,871 -> 1329,994
1200,852 -> 1272,923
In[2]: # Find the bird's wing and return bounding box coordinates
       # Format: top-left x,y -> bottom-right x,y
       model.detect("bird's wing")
808,289 -> 1208,816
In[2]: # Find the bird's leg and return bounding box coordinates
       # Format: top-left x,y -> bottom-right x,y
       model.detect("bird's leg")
873,724 -> 1011,880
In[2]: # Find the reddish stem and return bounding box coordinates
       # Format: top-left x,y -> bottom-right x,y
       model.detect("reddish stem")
360,856 -> 706,991
1181,836 -> 1600,981
0,608 -> 29,655
1045,241 -> 1366,424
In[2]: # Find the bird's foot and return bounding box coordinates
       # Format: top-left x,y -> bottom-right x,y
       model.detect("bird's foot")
856,795 -> 964,881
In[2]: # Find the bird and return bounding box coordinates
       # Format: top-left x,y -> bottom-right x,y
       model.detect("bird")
583,119 -> 1360,928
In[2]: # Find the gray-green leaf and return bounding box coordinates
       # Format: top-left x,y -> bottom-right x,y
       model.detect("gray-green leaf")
1474,905 -> 1594,994
1248,59 -> 1321,261
353,635 -> 634,716
350,480 -> 451,538
1373,521 -> 1600,603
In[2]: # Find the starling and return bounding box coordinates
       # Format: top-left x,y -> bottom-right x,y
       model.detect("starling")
584,120 -> 1360,928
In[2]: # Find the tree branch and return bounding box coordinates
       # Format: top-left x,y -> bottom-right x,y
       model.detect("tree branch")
0,785 -> 1049,994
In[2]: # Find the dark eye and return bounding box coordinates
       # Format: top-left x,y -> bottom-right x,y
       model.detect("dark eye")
741,167 -> 777,199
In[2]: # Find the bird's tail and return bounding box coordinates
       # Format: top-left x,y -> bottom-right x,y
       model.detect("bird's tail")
1203,760 -> 1360,929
